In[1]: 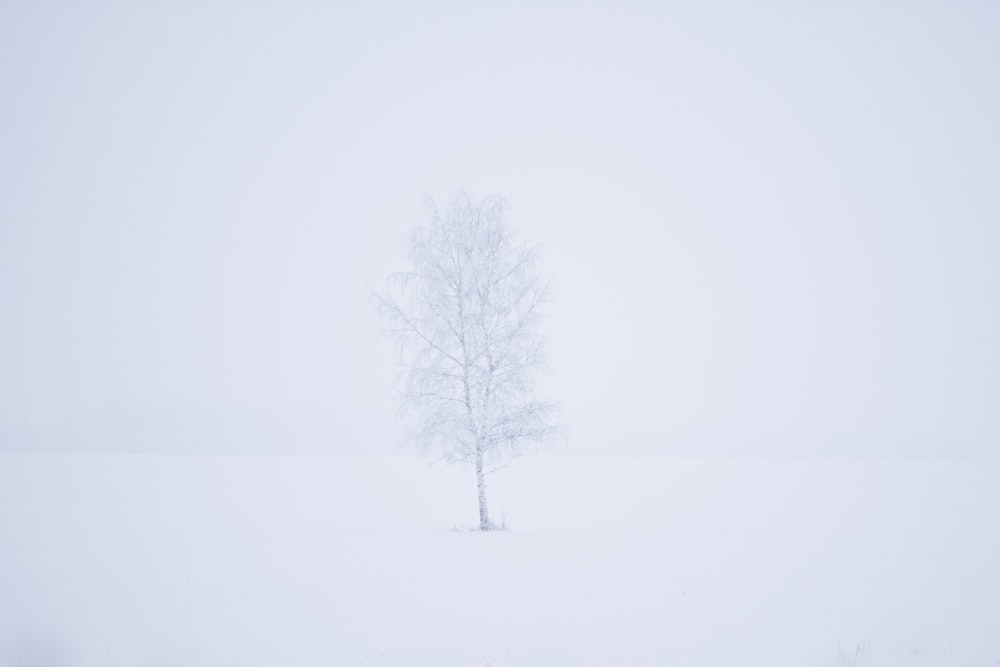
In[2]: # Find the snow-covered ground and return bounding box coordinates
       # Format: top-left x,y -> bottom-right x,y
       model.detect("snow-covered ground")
1,454 -> 997,666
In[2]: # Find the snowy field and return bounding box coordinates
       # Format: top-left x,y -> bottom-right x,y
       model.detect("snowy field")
1,454 -> 997,667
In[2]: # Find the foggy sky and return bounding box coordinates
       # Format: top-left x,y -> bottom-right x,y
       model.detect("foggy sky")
2,2 -> 998,457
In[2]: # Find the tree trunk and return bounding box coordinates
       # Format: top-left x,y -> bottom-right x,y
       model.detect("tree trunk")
475,450 -> 490,531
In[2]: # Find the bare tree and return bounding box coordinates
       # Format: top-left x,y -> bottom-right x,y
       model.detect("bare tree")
375,192 -> 558,530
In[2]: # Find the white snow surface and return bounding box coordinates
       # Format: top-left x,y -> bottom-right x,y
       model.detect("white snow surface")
1,454 -> 997,666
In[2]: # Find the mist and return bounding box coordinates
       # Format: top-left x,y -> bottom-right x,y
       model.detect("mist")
3,2 -> 998,458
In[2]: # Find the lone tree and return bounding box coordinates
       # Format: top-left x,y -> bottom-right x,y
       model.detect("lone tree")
376,192 -> 558,530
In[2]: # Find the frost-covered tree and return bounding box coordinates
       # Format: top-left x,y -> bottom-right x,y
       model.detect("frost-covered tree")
375,193 -> 557,530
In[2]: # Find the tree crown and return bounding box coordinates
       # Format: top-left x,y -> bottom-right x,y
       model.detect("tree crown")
376,192 -> 557,468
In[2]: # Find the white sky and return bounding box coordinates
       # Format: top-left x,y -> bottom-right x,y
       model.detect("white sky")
2,1 -> 998,457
